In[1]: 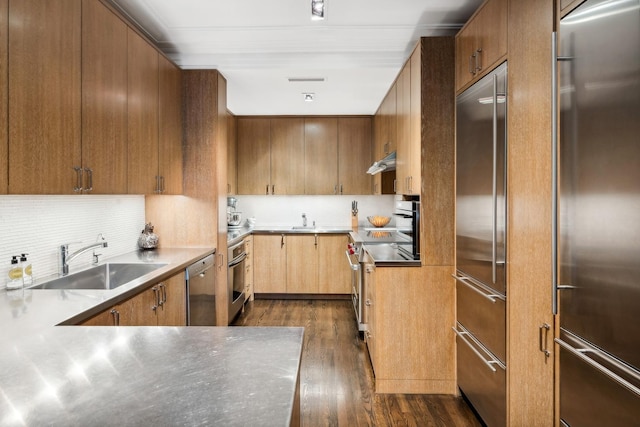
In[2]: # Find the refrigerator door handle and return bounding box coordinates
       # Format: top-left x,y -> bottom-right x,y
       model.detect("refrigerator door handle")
492,73 -> 498,285
452,274 -> 504,303
453,325 -> 506,372
556,337 -> 640,397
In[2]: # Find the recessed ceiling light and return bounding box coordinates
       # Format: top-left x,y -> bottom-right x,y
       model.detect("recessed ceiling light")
303,93 -> 315,102
311,0 -> 325,20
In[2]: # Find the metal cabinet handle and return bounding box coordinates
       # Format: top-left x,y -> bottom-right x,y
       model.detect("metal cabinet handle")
452,274 -> 502,303
453,325 -> 505,372
265,184 -> 269,195
334,184 -> 338,195
539,323 -> 551,358
84,168 -> 93,192
475,48 -> 483,72
281,234 -> 285,248
556,337 -> 640,397
155,176 -> 161,193
340,184 -> 343,195
271,184 -> 275,194
152,286 -> 159,310
73,166 -> 83,192
469,54 -> 475,75
314,234 -> 318,248
110,308 -> 120,326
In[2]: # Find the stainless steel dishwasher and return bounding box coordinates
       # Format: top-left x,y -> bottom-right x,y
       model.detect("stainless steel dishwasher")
186,253 -> 216,326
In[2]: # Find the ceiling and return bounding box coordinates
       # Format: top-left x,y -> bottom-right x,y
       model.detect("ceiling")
108,0 -> 483,115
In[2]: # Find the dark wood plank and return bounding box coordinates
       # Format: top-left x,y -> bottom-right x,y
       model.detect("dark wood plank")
233,299 -> 482,426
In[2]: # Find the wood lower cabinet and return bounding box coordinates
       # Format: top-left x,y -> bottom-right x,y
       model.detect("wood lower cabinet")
243,236 -> 254,301
286,235 -> 319,294
253,234 -> 287,293
318,234 -> 350,294
80,272 -> 186,326
8,0 -> 82,194
365,260 -> 456,394
253,234 -> 350,295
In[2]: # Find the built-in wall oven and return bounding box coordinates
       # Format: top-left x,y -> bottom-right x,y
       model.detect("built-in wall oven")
228,240 -> 246,323
394,199 -> 420,260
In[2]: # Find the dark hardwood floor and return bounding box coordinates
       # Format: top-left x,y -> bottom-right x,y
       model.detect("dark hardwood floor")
232,299 -> 482,427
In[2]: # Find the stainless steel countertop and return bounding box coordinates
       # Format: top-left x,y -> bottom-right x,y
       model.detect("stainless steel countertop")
0,326 -> 303,426
0,248 -> 216,340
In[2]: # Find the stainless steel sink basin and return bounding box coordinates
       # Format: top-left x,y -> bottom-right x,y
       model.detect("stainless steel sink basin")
29,263 -> 167,290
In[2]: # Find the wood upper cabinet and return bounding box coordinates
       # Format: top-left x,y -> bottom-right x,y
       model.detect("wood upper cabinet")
381,85 -> 397,155
157,55 -> 183,195
455,0 -> 507,93
304,118 -> 338,195
395,61 -> 412,195
286,234 -> 319,293
338,117 -> 372,194
318,234 -> 350,294
127,28 -> 159,194
253,234 -> 287,293
237,118 -> 271,195
81,0 -> 128,194
270,118 -> 305,195
227,114 -> 237,195
407,44 -> 422,196
8,0 -> 82,194
0,0 -> 7,194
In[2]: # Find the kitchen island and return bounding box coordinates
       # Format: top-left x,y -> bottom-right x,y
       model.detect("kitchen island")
0,248 -> 303,426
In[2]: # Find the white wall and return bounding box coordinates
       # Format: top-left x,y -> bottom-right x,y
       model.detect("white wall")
0,196 -> 146,289
233,195 -> 396,228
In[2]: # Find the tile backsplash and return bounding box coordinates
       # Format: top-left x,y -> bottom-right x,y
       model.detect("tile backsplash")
0,195 -> 145,289
233,195 -> 396,228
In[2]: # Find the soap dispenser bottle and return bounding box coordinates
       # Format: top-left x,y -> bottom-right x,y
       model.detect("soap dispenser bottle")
6,256 -> 23,290
21,253 -> 32,287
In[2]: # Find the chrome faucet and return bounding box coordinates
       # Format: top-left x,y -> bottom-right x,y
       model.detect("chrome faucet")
302,213 -> 307,227
60,237 -> 108,276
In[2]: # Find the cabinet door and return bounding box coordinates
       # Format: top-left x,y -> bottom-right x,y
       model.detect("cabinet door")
304,117 -> 338,195
395,62 -> 411,195
119,285 -> 160,326
338,117 -> 372,195
0,0 -> 7,194
382,85 -> 397,155
476,0 -> 507,76
127,28 -> 159,194
158,55 -> 183,195
227,114 -> 237,195
237,118 -> 271,195
80,307 -> 118,326
157,272 -> 186,326
270,118 -> 304,195
244,236 -> 254,301
455,17 -> 477,92
318,235 -> 350,294
408,44 -> 422,196
81,0 -> 128,194
287,235 -> 319,293
253,234 -> 287,293
8,0 -> 81,194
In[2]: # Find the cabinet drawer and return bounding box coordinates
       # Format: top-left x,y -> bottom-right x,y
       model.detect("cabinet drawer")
456,278 -> 506,363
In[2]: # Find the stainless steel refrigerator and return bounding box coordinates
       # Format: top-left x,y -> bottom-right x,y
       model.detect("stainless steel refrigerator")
555,0 -> 640,425
454,61 -> 507,427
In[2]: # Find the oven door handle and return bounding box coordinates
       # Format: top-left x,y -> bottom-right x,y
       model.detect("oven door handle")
228,252 -> 247,268
345,251 -> 360,270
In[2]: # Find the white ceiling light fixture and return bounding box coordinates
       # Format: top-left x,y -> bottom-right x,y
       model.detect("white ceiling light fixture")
311,0 -> 325,20
303,93 -> 315,102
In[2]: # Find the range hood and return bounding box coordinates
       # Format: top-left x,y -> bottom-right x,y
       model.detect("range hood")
367,151 -> 396,175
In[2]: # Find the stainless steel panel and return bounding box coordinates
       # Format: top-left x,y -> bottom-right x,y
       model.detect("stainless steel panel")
558,0 -> 640,370
456,62 -> 507,295
187,254 -> 216,326
559,330 -> 640,426
456,277 -> 506,363
456,323 -> 506,427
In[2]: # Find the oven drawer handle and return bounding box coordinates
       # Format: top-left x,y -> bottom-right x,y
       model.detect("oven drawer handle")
452,326 -> 505,373
345,251 -> 360,270
452,274 -> 502,303
228,253 -> 247,268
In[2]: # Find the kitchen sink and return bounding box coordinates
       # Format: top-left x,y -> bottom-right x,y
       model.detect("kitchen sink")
29,263 -> 167,290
